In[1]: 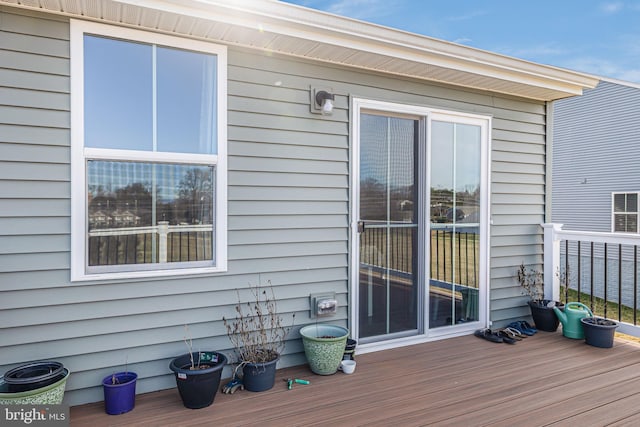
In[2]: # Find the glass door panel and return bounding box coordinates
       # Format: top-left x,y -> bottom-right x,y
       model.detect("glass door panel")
429,121 -> 481,328
358,113 -> 419,339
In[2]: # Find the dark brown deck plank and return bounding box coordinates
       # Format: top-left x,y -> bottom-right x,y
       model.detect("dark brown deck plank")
607,411 -> 640,427
70,333 -> 640,426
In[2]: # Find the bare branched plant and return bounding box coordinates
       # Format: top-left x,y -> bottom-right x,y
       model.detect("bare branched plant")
183,324 -> 206,370
518,263 -> 544,302
223,281 -> 294,364
110,356 -> 129,385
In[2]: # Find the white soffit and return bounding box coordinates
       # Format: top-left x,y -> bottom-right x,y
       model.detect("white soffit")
0,0 -> 600,100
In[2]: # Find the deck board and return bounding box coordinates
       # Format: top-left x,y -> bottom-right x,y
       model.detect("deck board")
70,332 -> 640,426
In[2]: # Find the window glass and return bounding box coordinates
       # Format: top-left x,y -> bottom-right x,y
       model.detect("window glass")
613,193 -> 639,233
614,214 -> 637,233
358,113 -> 418,338
627,193 -> 638,211
359,114 -> 416,222
84,36 -> 218,155
87,161 -> 214,267
430,120 -> 481,328
84,36 -> 153,151
431,121 -> 481,224
157,47 -> 217,154
614,194 -> 626,212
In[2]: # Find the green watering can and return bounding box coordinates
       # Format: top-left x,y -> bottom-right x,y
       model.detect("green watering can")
553,302 -> 593,339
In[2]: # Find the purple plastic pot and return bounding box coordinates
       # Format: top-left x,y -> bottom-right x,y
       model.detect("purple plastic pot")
102,372 -> 137,415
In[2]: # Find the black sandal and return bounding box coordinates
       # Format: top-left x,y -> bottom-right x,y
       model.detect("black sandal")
497,330 -> 517,344
474,328 -> 503,343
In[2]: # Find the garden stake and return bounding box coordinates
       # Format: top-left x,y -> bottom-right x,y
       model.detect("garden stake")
283,378 -> 310,389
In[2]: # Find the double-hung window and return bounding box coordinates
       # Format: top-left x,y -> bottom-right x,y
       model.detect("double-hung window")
70,21 -> 227,281
612,192 -> 639,233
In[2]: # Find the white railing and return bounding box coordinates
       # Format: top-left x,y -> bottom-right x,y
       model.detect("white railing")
543,223 -> 640,337
89,221 -> 213,263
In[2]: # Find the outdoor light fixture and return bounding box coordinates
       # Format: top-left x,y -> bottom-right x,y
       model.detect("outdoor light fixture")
310,87 -> 335,115
315,90 -> 334,115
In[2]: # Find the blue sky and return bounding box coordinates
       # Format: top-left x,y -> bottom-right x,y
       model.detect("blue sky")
281,0 -> 640,84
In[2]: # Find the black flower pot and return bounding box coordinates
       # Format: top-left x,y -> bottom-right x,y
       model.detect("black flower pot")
528,300 -> 563,332
242,354 -> 279,392
581,317 -> 618,348
3,361 -> 66,393
169,351 -> 226,409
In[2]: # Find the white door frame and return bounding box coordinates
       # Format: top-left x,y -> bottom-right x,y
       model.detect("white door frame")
350,97 -> 492,354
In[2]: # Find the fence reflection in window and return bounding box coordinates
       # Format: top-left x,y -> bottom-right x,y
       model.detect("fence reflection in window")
87,161 -> 214,266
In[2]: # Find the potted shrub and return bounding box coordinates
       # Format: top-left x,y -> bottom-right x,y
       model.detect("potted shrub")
169,326 -> 227,409
223,281 -> 293,392
102,370 -> 137,415
518,263 -> 563,332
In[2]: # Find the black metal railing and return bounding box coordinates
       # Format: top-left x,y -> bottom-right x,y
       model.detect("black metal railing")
560,238 -> 640,325
359,223 -> 479,288
431,226 -> 479,288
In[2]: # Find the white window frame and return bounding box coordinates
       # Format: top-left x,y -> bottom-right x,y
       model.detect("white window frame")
612,192 -> 640,233
70,20 -> 227,281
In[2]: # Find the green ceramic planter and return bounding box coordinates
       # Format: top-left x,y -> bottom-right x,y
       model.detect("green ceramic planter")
299,324 -> 349,375
0,369 -> 70,405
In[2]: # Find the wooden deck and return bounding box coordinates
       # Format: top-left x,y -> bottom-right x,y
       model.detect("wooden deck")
70,332 -> 640,426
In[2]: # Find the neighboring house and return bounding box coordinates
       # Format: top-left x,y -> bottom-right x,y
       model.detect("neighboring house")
0,0 -> 598,406
552,78 -> 640,232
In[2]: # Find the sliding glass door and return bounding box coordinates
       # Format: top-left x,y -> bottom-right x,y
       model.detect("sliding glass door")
353,99 -> 489,345
357,113 -> 420,339
429,120 -> 481,328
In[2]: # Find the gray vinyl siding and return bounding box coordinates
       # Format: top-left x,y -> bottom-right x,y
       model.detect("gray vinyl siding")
552,80 -> 640,232
1,7 -> 546,405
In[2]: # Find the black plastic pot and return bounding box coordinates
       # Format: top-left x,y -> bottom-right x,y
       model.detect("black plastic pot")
242,355 -> 279,392
169,351 -> 226,409
343,339 -> 357,360
529,300 -> 563,332
581,317 -> 618,348
3,361 -> 66,393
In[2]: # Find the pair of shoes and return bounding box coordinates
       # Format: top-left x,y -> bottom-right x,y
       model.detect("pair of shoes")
498,328 -> 523,341
503,327 -> 527,339
507,321 -> 537,336
474,328 -> 503,343
496,330 -> 517,344
517,320 -> 537,334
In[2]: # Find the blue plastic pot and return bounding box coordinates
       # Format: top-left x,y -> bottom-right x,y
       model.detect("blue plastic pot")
102,372 -> 137,415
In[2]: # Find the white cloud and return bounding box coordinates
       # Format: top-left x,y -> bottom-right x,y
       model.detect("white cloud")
495,43 -> 568,60
453,37 -> 473,45
321,0 -> 398,21
557,56 -> 640,83
600,1 -> 624,13
616,69 -> 640,83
